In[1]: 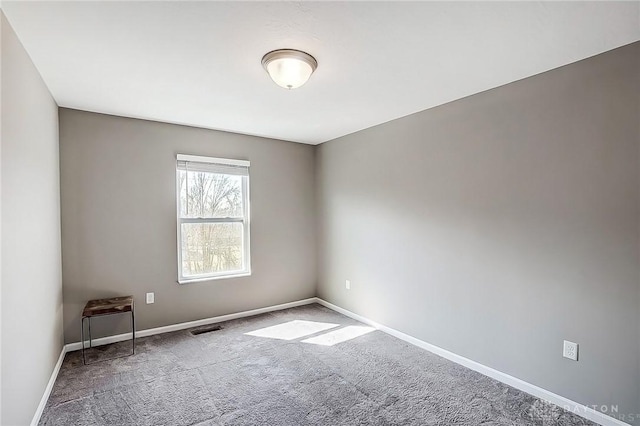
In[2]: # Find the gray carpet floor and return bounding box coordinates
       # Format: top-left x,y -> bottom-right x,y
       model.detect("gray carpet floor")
41,304 -> 596,426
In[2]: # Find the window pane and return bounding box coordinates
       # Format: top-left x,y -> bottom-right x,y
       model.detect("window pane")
181,222 -> 244,277
178,170 -> 243,218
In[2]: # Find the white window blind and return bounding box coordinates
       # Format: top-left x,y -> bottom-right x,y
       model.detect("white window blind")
176,154 -> 249,176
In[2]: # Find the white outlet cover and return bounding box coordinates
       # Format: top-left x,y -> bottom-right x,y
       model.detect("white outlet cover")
563,340 -> 578,361
146,292 -> 155,304
345,280 -> 351,290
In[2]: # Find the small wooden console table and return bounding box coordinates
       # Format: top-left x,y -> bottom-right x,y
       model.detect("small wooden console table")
81,296 -> 135,365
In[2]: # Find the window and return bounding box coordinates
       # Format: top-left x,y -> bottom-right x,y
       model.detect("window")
176,154 -> 250,283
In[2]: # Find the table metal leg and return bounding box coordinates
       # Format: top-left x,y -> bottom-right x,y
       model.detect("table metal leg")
131,308 -> 135,355
81,317 -> 86,365
88,316 -> 92,348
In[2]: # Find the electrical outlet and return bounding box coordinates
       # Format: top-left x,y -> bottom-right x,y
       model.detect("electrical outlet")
345,280 -> 351,290
563,340 -> 578,361
146,292 -> 155,304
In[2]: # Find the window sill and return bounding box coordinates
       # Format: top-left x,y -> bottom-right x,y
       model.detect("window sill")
178,271 -> 251,285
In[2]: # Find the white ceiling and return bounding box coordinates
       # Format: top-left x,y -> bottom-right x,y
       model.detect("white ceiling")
2,1 -> 639,144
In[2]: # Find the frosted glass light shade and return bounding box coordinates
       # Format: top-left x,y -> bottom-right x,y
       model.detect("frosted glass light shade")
262,49 -> 317,90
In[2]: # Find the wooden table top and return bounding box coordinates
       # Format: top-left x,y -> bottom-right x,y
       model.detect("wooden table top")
82,296 -> 134,317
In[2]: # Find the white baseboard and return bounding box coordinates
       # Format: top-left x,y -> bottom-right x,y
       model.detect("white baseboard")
31,346 -> 66,426
65,297 -> 317,351
314,298 -> 629,426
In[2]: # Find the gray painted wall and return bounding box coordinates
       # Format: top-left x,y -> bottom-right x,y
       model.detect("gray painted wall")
59,109 -> 317,344
1,12 -> 63,426
317,42 -> 640,423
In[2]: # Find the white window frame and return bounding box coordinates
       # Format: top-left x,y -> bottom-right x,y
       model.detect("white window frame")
176,154 -> 251,284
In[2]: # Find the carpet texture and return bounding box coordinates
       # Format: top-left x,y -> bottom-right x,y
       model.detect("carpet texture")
40,304 -> 596,426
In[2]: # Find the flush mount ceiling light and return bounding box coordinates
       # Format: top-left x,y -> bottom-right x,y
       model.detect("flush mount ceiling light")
261,49 -> 318,90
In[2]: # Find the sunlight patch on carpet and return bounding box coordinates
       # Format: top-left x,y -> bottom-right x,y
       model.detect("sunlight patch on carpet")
245,320 -> 339,341
302,325 -> 375,346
